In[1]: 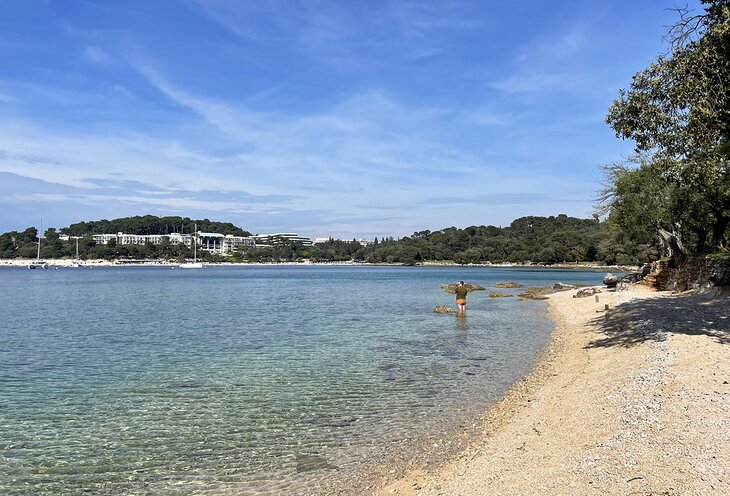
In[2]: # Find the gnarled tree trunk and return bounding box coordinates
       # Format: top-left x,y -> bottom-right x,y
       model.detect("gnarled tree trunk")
711,213 -> 729,251
657,222 -> 686,266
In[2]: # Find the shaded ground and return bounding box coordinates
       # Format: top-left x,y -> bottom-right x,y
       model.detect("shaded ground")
588,289 -> 730,347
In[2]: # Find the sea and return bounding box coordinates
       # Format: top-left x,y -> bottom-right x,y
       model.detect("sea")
0,265 -> 607,495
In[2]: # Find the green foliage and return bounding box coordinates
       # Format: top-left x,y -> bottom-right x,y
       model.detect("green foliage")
60,215 -> 250,237
1,215 -> 637,265
354,215 -> 620,265
706,250 -> 730,258
604,1 -> 730,256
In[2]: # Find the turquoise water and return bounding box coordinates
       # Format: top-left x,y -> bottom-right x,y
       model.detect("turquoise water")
0,265 -> 605,494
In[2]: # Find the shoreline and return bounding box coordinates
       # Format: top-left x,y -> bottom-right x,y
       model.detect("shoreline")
0,258 -> 637,272
371,285 -> 729,495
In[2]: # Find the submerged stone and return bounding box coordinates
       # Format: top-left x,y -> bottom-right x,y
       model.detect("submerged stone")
434,305 -> 455,314
296,454 -> 337,473
440,282 -> 486,293
518,287 -> 554,300
494,282 -> 523,288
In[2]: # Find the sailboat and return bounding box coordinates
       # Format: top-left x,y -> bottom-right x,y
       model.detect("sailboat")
69,238 -> 83,268
28,222 -> 49,269
179,223 -> 204,269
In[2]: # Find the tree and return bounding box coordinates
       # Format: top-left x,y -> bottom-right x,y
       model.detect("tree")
598,155 -> 687,262
605,0 -> 730,253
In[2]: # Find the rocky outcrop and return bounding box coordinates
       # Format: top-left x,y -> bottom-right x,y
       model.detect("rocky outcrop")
646,256 -> 730,291
440,283 -> 486,293
603,273 -> 619,288
518,287 -> 553,300
434,305 -> 455,314
574,287 -> 601,298
494,282 -> 523,288
488,292 -> 513,298
553,283 -> 578,290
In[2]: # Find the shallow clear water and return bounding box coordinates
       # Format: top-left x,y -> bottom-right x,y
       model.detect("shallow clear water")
0,265 -> 605,494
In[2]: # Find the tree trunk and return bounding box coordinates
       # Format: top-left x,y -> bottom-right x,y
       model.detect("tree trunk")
711,213 -> 729,251
657,223 -> 686,266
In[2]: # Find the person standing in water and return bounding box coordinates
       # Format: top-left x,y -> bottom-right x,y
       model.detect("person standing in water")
455,280 -> 468,315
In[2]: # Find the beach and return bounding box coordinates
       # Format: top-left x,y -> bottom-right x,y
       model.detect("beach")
0,258 -> 637,272
375,285 -> 729,495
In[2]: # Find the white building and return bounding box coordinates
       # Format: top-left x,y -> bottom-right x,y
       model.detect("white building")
92,232 -> 195,246
222,234 -> 255,253
313,237 -> 372,246
90,231 -> 253,255
251,233 -> 313,246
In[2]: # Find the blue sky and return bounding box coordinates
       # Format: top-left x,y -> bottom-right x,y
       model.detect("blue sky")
0,0 -> 701,238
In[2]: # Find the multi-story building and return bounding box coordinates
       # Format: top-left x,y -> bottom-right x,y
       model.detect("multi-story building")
222,234 -> 256,253
92,232 -> 194,246
197,232 -> 255,254
313,237 -> 372,246
91,231 -> 254,255
251,233 -> 313,246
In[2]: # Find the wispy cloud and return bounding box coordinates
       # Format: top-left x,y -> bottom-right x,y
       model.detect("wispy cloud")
490,22 -> 592,95
83,45 -> 112,64
2,0 -> 668,236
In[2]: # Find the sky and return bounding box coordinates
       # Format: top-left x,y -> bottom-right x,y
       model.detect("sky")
0,0 -> 703,239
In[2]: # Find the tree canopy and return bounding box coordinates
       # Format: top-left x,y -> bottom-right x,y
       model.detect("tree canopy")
60,215 -> 250,237
603,0 -> 730,260
1,214 -> 645,265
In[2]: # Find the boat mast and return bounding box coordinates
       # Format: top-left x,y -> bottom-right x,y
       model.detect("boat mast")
193,223 -> 197,263
75,237 -> 79,260
37,219 -> 42,261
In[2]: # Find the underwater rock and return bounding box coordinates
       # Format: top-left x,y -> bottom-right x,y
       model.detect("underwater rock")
518,287 -> 554,300
488,292 -> 513,298
494,282 -> 523,288
434,305 -> 455,314
295,454 -> 337,473
440,282 -> 486,293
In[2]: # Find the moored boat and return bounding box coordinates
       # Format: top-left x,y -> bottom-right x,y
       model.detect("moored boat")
179,223 -> 204,269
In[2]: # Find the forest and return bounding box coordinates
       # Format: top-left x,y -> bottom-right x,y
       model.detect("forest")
0,214 -> 653,265
599,1 -> 729,264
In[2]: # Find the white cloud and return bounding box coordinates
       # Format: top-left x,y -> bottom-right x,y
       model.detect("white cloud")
516,24 -> 588,63
490,22 -> 592,95
16,192 -> 292,214
84,45 -> 112,64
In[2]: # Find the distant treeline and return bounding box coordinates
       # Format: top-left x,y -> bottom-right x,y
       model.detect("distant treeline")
0,213 -> 656,264
60,215 -> 250,237
347,215 -> 655,266
225,214 -> 657,265
0,215 -> 248,261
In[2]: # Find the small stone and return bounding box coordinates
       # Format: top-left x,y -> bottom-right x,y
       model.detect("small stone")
433,305 -> 454,314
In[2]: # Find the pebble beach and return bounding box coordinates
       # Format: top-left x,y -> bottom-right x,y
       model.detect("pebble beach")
374,285 -> 729,495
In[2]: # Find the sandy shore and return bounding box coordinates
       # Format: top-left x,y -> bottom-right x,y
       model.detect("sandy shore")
0,258 -> 636,271
375,285 -> 729,495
